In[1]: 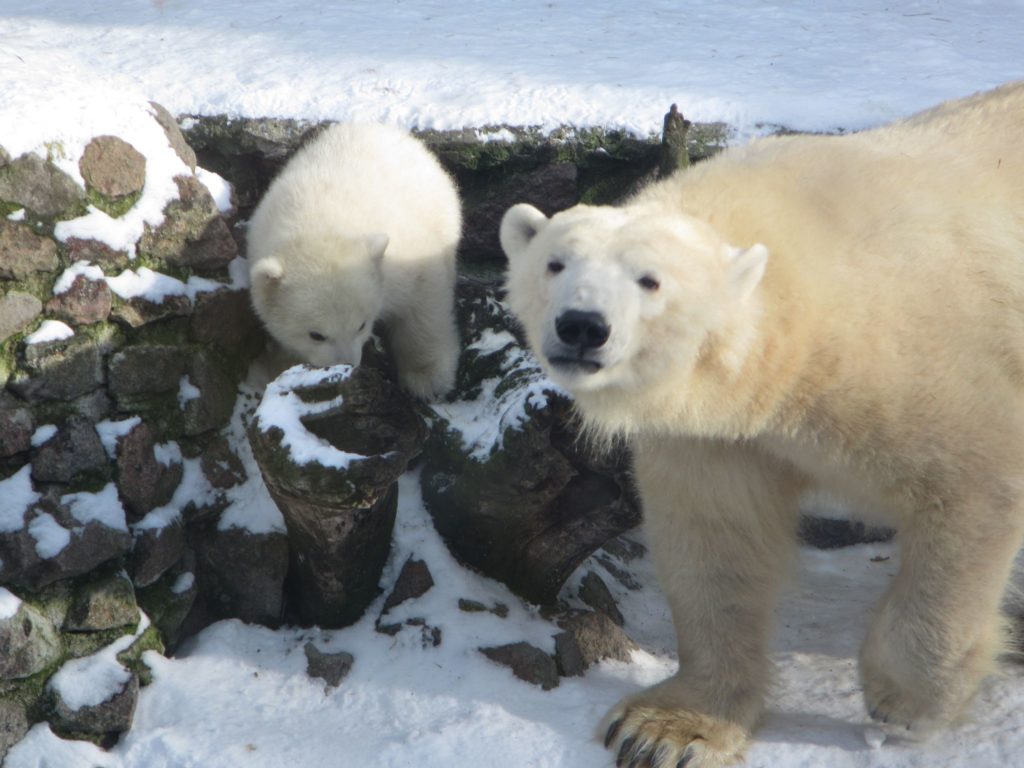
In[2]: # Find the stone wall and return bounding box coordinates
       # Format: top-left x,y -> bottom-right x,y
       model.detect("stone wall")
0,104 -> 270,753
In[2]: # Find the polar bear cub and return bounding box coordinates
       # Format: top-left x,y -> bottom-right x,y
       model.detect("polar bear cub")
247,122 -> 461,400
502,82 -> 1024,766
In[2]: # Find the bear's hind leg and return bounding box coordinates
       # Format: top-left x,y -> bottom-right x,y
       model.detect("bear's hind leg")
860,487 -> 1024,735
603,436 -> 803,768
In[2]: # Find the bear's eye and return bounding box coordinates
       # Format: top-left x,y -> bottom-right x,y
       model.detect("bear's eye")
309,331 -> 327,342
358,321 -> 367,332
638,275 -> 660,292
547,260 -> 565,275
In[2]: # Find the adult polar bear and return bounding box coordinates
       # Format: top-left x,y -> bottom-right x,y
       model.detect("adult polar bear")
501,82 -> 1024,766
248,123 -> 461,400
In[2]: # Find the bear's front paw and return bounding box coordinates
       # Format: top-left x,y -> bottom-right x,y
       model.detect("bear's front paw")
602,704 -> 750,768
398,364 -> 456,402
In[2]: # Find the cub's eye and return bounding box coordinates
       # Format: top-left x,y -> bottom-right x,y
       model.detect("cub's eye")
358,321 -> 367,332
309,331 -> 326,342
638,275 -> 660,292
547,260 -> 565,275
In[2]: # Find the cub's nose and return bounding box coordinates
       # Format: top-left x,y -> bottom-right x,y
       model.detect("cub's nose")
555,310 -> 610,349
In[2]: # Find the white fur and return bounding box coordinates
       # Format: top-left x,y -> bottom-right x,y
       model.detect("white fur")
502,81 -> 1024,766
247,122 -> 462,400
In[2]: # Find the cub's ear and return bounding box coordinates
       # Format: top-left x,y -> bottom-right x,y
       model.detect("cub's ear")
365,232 -> 390,266
726,243 -> 769,301
250,257 -> 285,288
500,204 -> 549,260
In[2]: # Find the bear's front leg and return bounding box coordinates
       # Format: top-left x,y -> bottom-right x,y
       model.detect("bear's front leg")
860,489 -> 1024,734
604,436 -> 803,768
385,285 -> 460,401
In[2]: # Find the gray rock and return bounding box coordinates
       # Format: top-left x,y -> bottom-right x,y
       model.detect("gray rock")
107,344 -> 188,397
0,398 -> 33,457
64,571 -> 138,632
110,293 -> 192,328
79,135 -> 146,200
381,558 -> 434,615
189,522 -> 288,627
50,669 -> 139,737
31,416 -> 109,484
0,598 -> 61,680
480,642 -> 559,690
45,274 -> 113,325
129,516 -> 186,588
115,420 -> 183,520
181,348 -> 235,436
198,435 -> 246,490
0,291 -> 43,344
578,571 -> 624,627
304,642 -> 354,689
135,556 -> 197,652
0,221 -> 58,281
0,497 -> 132,590
189,287 -> 265,358
0,698 -> 30,762
553,611 -> 636,677
149,102 -> 197,171
138,175 -> 237,273
9,331 -> 114,402
0,152 -> 85,219
65,237 -> 131,270
459,163 -> 578,264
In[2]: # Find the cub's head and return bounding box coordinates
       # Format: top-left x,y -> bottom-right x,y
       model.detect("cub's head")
249,232 -> 388,368
500,203 -> 768,398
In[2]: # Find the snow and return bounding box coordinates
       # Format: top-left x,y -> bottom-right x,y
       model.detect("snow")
7,208 -> 26,221
0,465 -> 40,533
176,375 -> 200,410
46,615 -> 148,712
3,1 -> 1024,766
95,416 -> 142,459
27,513 -> 71,559
30,424 -> 58,448
252,365 -> 366,471
104,267 -> 226,305
2,1 -> 1021,139
24,320 -> 74,345
0,587 -> 22,620
53,261 -> 107,295
432,331 -> 562,461
61,483 -> 128,531
196,167 -> 233,214
171,572 -> 195,595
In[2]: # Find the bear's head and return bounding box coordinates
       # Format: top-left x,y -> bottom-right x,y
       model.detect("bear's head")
501,203 -> 768,403
249,232 -> 388,368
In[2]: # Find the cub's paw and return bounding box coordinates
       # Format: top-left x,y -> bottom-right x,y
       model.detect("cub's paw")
601,704 -> 750,768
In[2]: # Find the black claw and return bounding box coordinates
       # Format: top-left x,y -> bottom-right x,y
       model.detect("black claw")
605,718 -> 624,749
617,736 -> 636,767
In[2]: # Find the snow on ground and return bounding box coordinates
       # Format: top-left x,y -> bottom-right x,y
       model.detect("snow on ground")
2,1 -> 1023,139
3,1 -> 1024,766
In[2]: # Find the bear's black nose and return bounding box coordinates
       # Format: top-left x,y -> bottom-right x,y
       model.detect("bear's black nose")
555,310 -> 610,349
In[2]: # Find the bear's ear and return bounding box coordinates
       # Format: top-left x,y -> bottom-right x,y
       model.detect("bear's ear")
500,204 -> 549,260
726,243 -> 769,301
251,257 -> 285,288
365,233 -> 389,267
